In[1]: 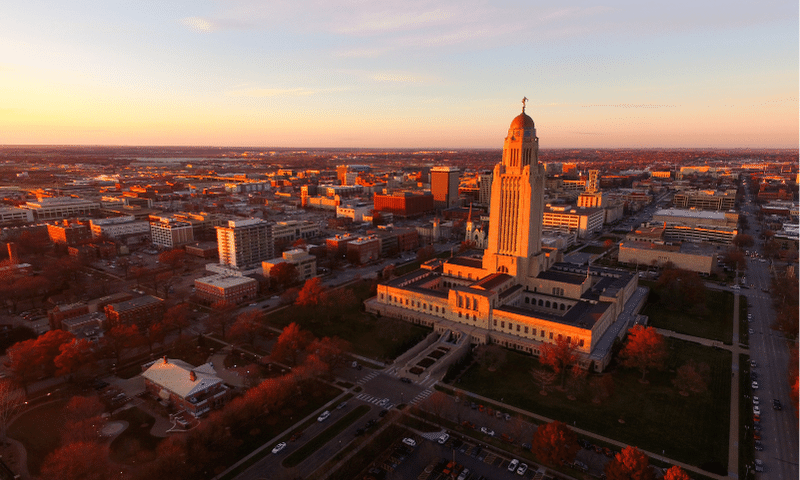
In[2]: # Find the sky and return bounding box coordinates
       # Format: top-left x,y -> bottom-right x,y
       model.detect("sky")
0,1 -> 797,149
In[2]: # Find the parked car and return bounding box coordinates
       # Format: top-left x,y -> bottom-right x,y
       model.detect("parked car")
752,381 -> 759,389
773,399 -> 782,410
400,377 -> 412,384
517,463 -> 529,475
508,459 -> 519,472
271,442 -> 286,454
753,396 -> 759,405
402,437 -> 417,447
753,405 -> 760,415
438,433 -> 450,444
480,427 -> 495,436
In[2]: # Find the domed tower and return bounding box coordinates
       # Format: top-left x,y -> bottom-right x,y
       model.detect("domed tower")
483,99 -> 546,279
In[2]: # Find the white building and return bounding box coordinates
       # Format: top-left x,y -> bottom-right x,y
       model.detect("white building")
542,205 -> 604,239
150,216 -> 194,248
337,202 -> 373,223
0,207 -> 34,226
262,249 -> 317,282
90,216 -> 151,243
25,197 -> 100,221
215,219 -> 274,269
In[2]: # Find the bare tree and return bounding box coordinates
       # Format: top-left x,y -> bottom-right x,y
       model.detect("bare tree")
0,380 -> 25,442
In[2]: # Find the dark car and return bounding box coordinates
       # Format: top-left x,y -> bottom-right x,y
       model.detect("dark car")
400,377 -> 412,384
773,399 -> 782,410
521,442 -> 532,450
754,441 -> 764,451
378,409 -> 389,417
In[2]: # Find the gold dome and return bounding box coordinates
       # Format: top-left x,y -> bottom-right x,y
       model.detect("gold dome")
509,112 -> 534,130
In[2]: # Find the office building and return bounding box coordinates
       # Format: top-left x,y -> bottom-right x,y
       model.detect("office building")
431,166 -> 461,210
215,219 -> 274,269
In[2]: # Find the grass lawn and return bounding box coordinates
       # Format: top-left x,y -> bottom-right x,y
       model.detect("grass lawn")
266,280 -> 431,362
645,288 -> 734,344
109,407 -> 161,465
8,399 -> 68,475
455,338 -> 731,472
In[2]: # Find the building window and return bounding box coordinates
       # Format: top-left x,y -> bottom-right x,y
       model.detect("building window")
516,325 -> 520,332
525,297 -> 529,304
579,339 -> 585,347
493,319 -> 497,326
549,332 -> 553,339
524,326 -> 529,334
458,312 -> 462,318
501,321 -> 505,328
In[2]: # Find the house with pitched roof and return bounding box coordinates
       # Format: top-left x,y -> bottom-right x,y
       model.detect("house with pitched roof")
141,357 -> 230,417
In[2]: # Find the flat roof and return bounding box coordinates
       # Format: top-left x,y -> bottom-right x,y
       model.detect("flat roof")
654,208 -> 728,220
196,274 -> 257,288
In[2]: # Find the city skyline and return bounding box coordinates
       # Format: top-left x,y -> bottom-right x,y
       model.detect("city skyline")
1,1 -> 797,149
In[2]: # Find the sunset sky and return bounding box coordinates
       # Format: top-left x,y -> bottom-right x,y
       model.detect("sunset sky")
1,1 -> 797,149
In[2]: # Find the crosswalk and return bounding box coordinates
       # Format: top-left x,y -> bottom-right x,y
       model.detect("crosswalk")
356,393 -> 390,406
356,371 -> 378,386
409,388 -> 432,405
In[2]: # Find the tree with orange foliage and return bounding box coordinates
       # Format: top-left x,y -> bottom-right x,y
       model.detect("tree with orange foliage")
54,338 -> 95,381
62,396 -> 106,443
662,466 -> 691,480
270,322 -> 314,366
604,446 -> 656,480
101,324 -> 142,365
620,325 -> 668,383
228,310 -> 263,346
159,248 -> 186,273
39,441 -> 119,480
306,336 -> 350,378
163,303 -> 192,336
270,262 -> 298,290
295,277 -> 328,309
530,420 -> 579,466
539,336 -> 579,389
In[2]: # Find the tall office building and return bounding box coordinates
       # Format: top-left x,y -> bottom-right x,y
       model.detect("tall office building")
478,170 -> 493,207
215,219 -> 273,269
431,166 -> 461,210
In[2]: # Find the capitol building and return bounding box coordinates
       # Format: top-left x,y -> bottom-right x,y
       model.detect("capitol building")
366,104 -> 647,372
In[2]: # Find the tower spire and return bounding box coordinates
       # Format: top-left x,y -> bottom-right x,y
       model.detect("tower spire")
522,96 -> 528,113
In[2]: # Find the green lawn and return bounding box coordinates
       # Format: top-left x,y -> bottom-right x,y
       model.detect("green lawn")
455,338 -> 731,472
266,280 -> 431,362
8,399 -> 68,475
645,288 -> 735,344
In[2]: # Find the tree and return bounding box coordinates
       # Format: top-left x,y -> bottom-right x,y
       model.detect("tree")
604,446 -> 656,480
478,344 -> 507,372
40,441 -> 119,480
205,302 -> 236,340
305,336 -> 350,378
0,380 -> 25,443
5,338 -> 41,393
32,329 -> 75,377
565,363 -> 588,399
270,262 -> 298,290
656,267 -> 707,311
539,337 -> 580,389
163,303 -> 192,336
416,244 -> 435,262
531,421 -> 579,466
291,238 -> 308,249
663,466 -> 692,480
102,324 -> 142,365
54,338 -> 96,381
62,396 -> 106,443
721,248 -> 746,271
270,322 -> 314,367
421,391 -> 449,418
620,325 -> 668,383
531,368 -> 557,396
672,360 -> 710,396
295,277 -> 328,309
159,248 -> 186,273
144,321 -> 168,354
732,234 -> 755,248
228,310 -> 263,346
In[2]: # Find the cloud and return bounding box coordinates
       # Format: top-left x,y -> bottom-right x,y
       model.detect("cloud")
335,8 -> 453,35
225,88 -> 317,97
581,104 -> 679,108
180,17 -> 215,33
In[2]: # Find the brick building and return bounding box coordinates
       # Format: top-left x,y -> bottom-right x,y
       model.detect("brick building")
194,274 -> 258,306
104,295 -> 165,329
141,357 -> 230,418
373,191 -> 434,218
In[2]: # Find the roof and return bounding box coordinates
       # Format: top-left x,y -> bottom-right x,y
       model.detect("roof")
109,295 -> 163,312
196,274 -> 257,288
472,273 -> 513,292
141,358 -> 224,399
445,256 -> 483,269
509,111 -> 535,130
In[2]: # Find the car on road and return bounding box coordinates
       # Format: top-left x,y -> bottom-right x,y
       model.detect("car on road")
517,463 -> 529,475
755,459 -> 764,472
754,441 -> 764,451
378,409 -> 388,417
336,401 -> 348,409
508,459 -> 519,471
752,381 -> 759,389
480,427 -> 495,436
402,437 -> 417,447
438,433 -> 450,444
271,442 -> 286,454
753,396 -> 759,405
400,377 -> 412,384
317,410 -> 330,422
750,360 -> 757,367
753,405 -> 760,415
378,398 -> 389,407
773,399 -> 782,410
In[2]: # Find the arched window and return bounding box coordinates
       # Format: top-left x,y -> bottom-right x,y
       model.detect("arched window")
545,301 -> 551,308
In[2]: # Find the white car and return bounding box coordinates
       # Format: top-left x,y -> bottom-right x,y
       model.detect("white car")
438,433 -> 450,444
753,405 -> 760,415
517,463 -> 529,475
753,396 -> 759,405
271,442 -> 286,454
402,437 -> 417,447
480,426 -> 495,436
317,410 -> 330,422
508,459 -> 520,471
752,381 -> 759,390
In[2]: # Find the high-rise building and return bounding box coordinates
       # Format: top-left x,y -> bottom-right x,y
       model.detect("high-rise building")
215,219 -> 273,269
478,171 -> 493,207
430,166 -> 461,210
482,108 -> 547,280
